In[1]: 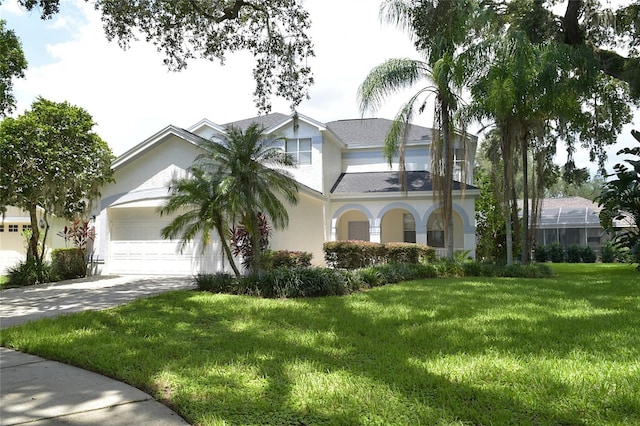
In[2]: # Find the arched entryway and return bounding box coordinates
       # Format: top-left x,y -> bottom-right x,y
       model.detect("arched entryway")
380,208 -> 417,243
335,209 -> 371,241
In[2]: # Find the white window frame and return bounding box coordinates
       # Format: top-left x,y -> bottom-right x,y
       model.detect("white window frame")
285,138 -> 312,165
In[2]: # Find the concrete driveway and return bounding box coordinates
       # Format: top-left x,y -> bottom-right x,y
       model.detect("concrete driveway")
0,275 -> 195,329
0,275 -> 195,425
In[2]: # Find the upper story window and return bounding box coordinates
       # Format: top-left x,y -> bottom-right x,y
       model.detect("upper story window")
8,224 -> 19,232
286,138 -> 312,165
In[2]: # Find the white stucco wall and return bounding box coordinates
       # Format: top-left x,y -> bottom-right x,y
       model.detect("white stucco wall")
342,147 -> 431,173
269,192 -> 327,266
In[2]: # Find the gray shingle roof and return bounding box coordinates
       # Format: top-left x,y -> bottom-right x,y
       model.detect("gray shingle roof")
331,171 -> 474,194
326,118 -> 433,147
224,113 -> 290,132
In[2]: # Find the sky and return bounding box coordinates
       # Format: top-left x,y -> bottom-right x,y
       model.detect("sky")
1,0 -> 638,172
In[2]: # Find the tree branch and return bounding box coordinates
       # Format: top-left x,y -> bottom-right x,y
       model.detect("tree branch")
189,0 -> 266,23
561,0 -> 640,98
562,0 -> 583,45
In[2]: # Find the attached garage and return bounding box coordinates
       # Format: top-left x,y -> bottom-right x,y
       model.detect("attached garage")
107,207 -> 224,275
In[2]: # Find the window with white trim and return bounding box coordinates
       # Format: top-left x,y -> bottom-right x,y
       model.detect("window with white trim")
403,213 -> 416,243
427,213 -> 445,248
285,138 -> 312,165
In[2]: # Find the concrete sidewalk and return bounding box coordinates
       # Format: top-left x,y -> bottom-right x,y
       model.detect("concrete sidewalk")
0,276 -> 194,425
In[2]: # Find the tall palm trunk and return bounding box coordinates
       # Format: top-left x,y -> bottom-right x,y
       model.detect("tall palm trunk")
501,124 -> 515,265
442,98 -> 454,260
520,130 -> 530,264
215,218 -> 240,277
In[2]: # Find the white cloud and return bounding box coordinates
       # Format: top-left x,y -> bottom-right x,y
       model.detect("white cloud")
0,0 -> 24,16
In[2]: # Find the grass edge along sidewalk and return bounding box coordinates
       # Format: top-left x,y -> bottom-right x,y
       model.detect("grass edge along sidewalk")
2,263 -> 639,425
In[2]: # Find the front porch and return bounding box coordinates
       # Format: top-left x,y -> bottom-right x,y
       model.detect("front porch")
330,200 -> 476,259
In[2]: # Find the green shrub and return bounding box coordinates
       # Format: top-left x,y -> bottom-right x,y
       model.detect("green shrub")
242,267 -> 351,298
549,242 -> 565,263
433,259 -> 465,277
6,260 -> 57,287
194,273 -> 237,293
51,248 -> 86,280
601,241 -> 617,263
566,244 -> 583,263
385,243 -> 436,264
323,241 -> 384,269
323,241 -> 435,269
263,250 -> 312,269
533,245 -> 549,262
462,261 -> 482,276
581,246 -> 597,263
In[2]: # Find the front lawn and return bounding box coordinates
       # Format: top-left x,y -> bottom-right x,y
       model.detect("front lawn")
2,264 -> 639,425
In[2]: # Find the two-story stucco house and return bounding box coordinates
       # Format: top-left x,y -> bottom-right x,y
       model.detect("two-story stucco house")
95,113 -> 479,274
86,111 -> 479,275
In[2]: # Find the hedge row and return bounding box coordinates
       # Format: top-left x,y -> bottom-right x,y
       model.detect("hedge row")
323,241 -> 436,269
194,261 -> 553,299
534,244 -> 596,263
262,250 -> 312,269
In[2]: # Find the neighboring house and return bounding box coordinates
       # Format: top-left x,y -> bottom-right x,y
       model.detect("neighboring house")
0,206 -> 67,274
88,112 -> 479,275
522,196 -> 629,255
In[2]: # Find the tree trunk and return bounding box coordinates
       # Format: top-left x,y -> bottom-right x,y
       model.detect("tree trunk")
27,204 -> 40,265
521,133 -> 530,264
501,127 -> 514,265
217,224 -> 241,277
442,98 -> 454,260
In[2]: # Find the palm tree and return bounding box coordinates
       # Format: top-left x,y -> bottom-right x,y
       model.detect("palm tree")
159,167 -> 241,277
196,123 -> 299,274
358,0 -> 470,259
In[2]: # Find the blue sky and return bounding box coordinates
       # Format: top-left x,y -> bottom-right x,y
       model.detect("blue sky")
1,0 -> 638,173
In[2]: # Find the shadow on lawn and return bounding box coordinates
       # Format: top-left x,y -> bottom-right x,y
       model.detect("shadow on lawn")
4,270 -> 639,425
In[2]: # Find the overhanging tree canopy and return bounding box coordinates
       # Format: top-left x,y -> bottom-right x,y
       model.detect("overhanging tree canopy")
15,0 -> 314,112
0,19 -> 27,117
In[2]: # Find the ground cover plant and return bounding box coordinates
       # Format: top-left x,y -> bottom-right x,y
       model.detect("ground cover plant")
1,264 -> 638,425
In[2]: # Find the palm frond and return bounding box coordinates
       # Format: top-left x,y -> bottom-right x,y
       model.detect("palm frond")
358,58 -> 429,114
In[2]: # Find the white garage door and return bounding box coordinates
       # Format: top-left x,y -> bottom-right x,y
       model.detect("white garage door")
108,207 -> 225,275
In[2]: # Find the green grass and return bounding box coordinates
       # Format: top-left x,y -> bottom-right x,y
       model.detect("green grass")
2,264 -> 639,425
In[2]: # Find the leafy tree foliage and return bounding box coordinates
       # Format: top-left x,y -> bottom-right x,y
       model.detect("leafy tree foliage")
0,97 -> 114,265
597,130 -> 640,268
0,19 -> 27,117
15,0 -> 314,112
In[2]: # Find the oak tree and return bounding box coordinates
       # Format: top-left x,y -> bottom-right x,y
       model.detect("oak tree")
0,97 -> 114,268
0,19 -> 27,117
